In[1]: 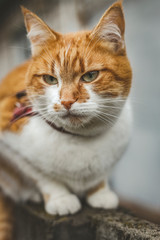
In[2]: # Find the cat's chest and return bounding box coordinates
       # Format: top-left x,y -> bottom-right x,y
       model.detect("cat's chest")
2,118 -> 109,177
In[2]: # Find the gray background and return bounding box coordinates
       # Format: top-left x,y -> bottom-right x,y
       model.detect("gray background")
112,0 -> 160,211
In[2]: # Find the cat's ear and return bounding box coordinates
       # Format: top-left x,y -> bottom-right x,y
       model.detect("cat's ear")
90,1 -> 125,52
21,6 -> 59,56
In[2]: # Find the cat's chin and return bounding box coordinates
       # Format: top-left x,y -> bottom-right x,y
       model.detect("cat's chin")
59,113 -> 91,127
61,112 -> 87,120
51,114 -> 110,137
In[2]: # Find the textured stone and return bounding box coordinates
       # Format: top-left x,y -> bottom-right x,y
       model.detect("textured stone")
15,202 -> 160,240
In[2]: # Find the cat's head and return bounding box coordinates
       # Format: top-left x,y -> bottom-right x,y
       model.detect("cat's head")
22,1 -> 132,136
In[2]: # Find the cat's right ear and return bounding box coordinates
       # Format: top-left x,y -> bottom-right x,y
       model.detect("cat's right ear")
21,6 -> 59,56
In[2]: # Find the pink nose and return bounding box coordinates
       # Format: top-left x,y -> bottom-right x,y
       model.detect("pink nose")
61,99 -> 76,110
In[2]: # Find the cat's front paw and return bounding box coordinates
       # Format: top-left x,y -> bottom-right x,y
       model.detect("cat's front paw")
45,194 -> 81,216
87,188 -> 119,209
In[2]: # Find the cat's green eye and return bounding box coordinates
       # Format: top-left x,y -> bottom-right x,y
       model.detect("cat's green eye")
43,75 -> 58,85
81,71 -> 99,83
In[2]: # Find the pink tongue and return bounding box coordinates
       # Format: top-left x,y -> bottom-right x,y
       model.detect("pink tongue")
10,105 -> 34,124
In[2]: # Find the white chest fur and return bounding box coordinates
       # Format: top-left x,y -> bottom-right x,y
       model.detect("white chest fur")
1,101 -> 132,193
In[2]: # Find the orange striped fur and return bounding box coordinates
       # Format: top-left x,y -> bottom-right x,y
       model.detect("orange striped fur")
0,62 -> 30,132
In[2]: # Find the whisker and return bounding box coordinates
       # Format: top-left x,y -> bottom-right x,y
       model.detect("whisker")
94,110 -> 119,119
91,112 -> 114,128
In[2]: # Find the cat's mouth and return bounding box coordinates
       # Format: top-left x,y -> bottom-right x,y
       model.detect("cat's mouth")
61,112 -> 86,119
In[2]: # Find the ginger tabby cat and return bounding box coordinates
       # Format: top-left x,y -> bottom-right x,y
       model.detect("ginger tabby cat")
0,1 -> 132,235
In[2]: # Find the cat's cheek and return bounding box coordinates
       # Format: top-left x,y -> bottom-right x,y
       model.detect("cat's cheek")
84,85 -> 101,109
45,87 -> 61,111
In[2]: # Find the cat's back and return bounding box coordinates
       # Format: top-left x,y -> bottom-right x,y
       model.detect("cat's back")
0,61 -> 30,100
0,61 -> 30,132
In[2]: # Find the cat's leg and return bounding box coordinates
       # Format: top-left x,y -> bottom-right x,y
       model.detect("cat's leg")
38,179 -> 81,216
86,181 -> 119,209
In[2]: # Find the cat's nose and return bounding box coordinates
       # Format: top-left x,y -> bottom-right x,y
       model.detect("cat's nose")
61,99 -> 77,110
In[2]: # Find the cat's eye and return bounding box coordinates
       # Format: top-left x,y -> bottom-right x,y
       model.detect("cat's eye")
43,75 -> 58,85
81,71 -> 99,83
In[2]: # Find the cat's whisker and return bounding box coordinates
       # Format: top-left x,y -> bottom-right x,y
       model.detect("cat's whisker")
98,113 -> 116,126
31,104 -> 48,108
91,112 -> 114,128
87,101 -> 124,107
74,103 -> 123,111
94,110 -> 119,119
96,98 -> 127,103
97,105 -> 123,110
36,108 -> 50,112
98,106 -> 123,110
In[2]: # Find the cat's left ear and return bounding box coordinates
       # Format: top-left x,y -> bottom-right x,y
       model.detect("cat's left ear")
90,1 -> 125,52
21,6 -> 59,56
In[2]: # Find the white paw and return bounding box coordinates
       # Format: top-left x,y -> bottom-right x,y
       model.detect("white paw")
45,194 -> 81,216
87,189 -> 119,209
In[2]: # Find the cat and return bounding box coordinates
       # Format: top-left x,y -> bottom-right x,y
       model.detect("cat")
0,0 -> 132,218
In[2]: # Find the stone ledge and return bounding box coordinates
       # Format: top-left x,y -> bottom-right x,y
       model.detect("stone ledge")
14,202 -> 160,240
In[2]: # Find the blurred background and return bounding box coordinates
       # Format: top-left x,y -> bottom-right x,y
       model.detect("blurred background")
0,0 -> 159,223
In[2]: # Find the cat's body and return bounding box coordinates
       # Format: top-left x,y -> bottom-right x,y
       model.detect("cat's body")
0,1 -> 132,217
1,98 -> 131,197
